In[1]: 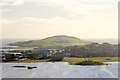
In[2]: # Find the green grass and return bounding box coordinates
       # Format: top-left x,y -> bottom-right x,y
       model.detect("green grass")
62,57 -> 119,65
6,58 -> 50,63
4,57 -> 119,65
8,35 -> 92,49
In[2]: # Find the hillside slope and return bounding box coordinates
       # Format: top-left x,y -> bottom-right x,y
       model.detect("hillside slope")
8,35 -> 92,49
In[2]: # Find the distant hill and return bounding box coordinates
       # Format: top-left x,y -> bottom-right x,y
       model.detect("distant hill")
8,35 -> 92,49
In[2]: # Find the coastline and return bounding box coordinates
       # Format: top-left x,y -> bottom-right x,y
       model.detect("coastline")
1,57 -> 119,65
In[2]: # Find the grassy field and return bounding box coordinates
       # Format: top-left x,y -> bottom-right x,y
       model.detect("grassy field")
4,57 -> 119,65
5,58 -> 50,63
62,57 -> 119,65
8,35 -> 91,49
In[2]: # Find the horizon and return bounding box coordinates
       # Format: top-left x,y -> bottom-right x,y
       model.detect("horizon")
1,34 -> 118,40
1,35 -> 118,45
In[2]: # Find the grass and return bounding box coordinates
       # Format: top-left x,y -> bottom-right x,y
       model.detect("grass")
62,57 -> 119,65
9,35 -> 92,49
6,58 -> 50,63
3,57 -> 119,65
86,57 -> 119,62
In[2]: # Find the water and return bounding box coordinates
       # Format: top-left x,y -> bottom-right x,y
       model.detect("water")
1,62 -> 118,78
1,39 -> 34,51
85,39 -> 118,44
1,39 -> 28,47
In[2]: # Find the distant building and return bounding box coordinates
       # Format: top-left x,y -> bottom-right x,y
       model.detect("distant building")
63,53 -> 71,57
3,52 -> 22,61
0,55 -> 5,61
41,48 -> 48,50
85,44 -> 102,53
51,53 -> 63,61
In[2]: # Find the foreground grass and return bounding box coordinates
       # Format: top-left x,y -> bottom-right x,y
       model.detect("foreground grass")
3,57 -> 119,65
62,57 -> 119,65
5,58 -> 50,63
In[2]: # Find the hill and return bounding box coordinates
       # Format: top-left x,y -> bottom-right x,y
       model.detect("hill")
8,35 -> 92,49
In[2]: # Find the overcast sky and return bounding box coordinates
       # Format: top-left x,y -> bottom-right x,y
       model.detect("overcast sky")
0,0 -> 119,40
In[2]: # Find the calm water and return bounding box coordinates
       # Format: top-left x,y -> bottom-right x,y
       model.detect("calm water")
1,62 -> 118,78
0,39 -> 34,51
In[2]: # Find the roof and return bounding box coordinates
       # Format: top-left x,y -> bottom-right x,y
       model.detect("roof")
4,53 -> 22,55
0,55 -> 5,57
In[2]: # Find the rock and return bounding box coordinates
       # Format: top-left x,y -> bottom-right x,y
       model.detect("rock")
12,66 -> 26,68
76,61 -> 108,65
27,66 -> 37,69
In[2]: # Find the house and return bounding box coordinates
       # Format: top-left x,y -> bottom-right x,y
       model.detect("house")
51,53 -> 63,61
85,44 -> 102,53
0,51 -> 4,53
20,51 -> 30,58
33,47 -> 39,50
3,53 -> 22,61
41,48 -> 48,50
0,55 -> 5,61
27,53 -> 39,58
27,52 -> 51,59
62,53 -> 71,57
56,50 -> 63,53
70,54 -> 84,57
14,53 -> 22,58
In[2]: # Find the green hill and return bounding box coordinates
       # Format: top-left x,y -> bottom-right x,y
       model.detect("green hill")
8,35 -> 92,49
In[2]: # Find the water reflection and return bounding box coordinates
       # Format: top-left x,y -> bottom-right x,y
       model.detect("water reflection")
2,62 -> 118,78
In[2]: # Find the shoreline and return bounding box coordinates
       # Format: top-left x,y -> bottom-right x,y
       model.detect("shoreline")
1,57 -> 119,65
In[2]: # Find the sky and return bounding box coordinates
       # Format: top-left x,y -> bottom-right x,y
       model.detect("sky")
0,0 -> 119,40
